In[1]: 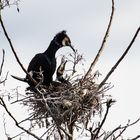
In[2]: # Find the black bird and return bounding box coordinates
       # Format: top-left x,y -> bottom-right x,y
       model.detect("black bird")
12,30 -> 75,87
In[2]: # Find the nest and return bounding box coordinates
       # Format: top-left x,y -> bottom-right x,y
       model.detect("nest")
20,52 -> 110,133
22,72 -> 106,129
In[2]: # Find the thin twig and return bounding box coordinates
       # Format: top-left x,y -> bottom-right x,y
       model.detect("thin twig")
92,99 -> 114,139
104,125 -> 121,139
11,132 -> 25,139
0,49 -> 5,76
115,118 -> 140,139
3,113 -> 10,139
18,114 -> 34,124
0,71 -> 8,84
105,118 -> 140,139
131,135 -> 140,140
83,0 -> 115,81
98,27 -> 140,90
40,125 -> 55,138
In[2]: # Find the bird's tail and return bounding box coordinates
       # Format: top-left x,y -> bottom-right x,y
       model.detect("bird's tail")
11,75 -> 28,83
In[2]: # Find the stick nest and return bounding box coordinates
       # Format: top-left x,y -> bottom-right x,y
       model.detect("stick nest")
21,52 -> 108,128
22,73 -> 107,128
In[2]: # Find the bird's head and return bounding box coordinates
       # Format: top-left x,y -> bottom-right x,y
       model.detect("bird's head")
54,30 -> 75,52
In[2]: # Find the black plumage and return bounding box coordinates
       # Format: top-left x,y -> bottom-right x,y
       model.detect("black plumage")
26,30 -> 75,86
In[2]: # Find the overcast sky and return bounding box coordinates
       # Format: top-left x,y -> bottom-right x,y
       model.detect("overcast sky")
0,0 -> 140,139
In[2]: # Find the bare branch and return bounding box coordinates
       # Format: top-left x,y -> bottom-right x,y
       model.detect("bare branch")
0,49 -> 8,84
0,71 -> 8,84
0,49 -> 5,76
3,113 -> 11,139
131,135 -> 140,140
105,118 -> 140,139
92,99 -> 115,139
83,0 -> 115,81
115,118 -> 140,139
98,27 -> 140,90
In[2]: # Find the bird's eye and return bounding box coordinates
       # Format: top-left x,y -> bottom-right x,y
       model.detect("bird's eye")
62,37 -> 71,46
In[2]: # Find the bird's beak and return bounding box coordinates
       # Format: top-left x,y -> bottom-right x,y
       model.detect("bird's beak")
69,45 -> 76,52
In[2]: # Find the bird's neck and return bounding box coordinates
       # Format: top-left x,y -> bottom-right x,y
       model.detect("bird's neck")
44,41 -> 61,58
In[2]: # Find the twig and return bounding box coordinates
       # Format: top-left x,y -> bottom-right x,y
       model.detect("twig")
3,113 -> 10,139
131,135 -> 140,140
18,114 -> 34,124
92,99 -> 114,139
115,118 -> 140,139
104,125 -> 121,139
0,49 -> 5,76
40,125 -> 55,138
83,0 -> 115,81
105,118 -> 140,139
11,132 -> 25,139
11,95 -> 34,104
0,97 -> 43,140
98,27 -> 140,90
0,71 -> 8,84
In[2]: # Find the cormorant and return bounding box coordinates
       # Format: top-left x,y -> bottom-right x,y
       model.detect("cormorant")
12,30 -> 75,87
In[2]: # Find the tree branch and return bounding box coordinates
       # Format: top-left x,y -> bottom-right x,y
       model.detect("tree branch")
92,99 -> 114,139
83,0 -> 115,81
131,135 -> 140,140
98,27 -> 140,90
105,118 -> 140,139
0,49 -> 5,76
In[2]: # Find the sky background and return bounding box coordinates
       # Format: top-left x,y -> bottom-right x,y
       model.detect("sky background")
0,0 -> 140,139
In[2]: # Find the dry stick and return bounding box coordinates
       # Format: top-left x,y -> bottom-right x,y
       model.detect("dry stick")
0,49 -> 5,76
83,0 -> 115,81
0,49 -> 8,84
3,113 -> 10,139
11,132 -> 25,139
98,27 -> 140,90
0,71 -> 8,84
0,16 -> 37,85
0,97 -> 43,140
131,135 -> 140,140
92,99 -> 113,139
104,118 -> 140,139
115,118 -> 140,139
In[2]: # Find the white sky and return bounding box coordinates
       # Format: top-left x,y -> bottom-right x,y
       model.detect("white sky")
0,0 -> 140,139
